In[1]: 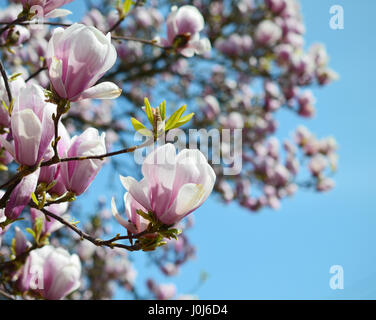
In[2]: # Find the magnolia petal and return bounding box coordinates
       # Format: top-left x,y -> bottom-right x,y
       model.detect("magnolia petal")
49,56 -> 67,99
5,169 -> 40,220
78,82 -> 122,101
12,109 -> 42,166
161,183 -> 205,225
120,176 -> 151,210
111,197 -> 130,230
45,9 -> 72,19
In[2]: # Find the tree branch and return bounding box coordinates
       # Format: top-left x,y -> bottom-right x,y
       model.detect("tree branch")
38,207 -> 146,251
0,59 -> 12,104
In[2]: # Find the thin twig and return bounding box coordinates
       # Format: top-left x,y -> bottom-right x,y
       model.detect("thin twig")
38,207 -> 144,251
0,59 -> 12,104
112,35 -> 166,49
26,66 -> 47,82
41,138 -> 153,167
0,17 -> 25,36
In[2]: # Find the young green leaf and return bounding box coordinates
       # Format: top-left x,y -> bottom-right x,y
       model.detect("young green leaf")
160,100 -> 166,121
31,192 -> 39,206
173,112 -> 194,129
165,104 -> 187,131
144,97 -> 154,125
130,117 -> 153,136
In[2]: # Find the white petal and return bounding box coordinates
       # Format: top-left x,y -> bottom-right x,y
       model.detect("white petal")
49,57 -> 67,98
45,9 -> 72,19
78,82 -> 122,100
162,183 -> 206,224
119,176 -> 151,210
111,197 -> 130,229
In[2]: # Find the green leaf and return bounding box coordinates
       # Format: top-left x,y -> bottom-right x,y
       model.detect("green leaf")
160,100 -> 166,121
31,192 -> 39,206
144,97 -> 154,126
34,217 -> 44,243
130,117 -> 153,136
123,0 -> 134,15
165,104 -> 186,131
1,100 -> 8,112
26,228 -> 36,239
9,73 -> 22,82
173,112 -> 194,129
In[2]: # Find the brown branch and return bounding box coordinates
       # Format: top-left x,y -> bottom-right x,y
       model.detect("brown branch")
41,137 -> 153,167
0,16 -> 26,36
112,35 -> 167,49
0,21 -> 71,28
25,67 -> 47,82
38,207 -> 145,251
0,59 -> 12,104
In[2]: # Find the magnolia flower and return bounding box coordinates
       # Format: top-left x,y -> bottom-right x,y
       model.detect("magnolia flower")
115,143 -> 215,226
162,5 -> 211,57
60,127 -> 106,195
39,122 -> 71,196
215,34 -> 253,57
202,95 -> 220,121
5,169 -> 40,220
308,154 -> 327,176
13,226 -> 31,256
265,0 -> 287,14
255,20 -> 282,46
19,245 -> 81,300
0,75 -> 26,128
46,23 -> 121,102
0,83 -> 55,166
20,0 -> 74,18
147,279 -> 176,300
297,90 -> 316,118
317,177 -> 335,192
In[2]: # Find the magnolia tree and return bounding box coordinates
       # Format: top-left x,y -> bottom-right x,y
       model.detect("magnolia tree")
0,0 -> 338,300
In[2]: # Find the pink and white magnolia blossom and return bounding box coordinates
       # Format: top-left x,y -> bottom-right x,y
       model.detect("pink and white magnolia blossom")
20,0 -> 74,18
39,122 -> 71,196
115,143 -> 215,226
60,127 -> 106,195
13,226 -> 31,256
162,5 -> 211,57
46,23 -> 121,102
5,169 -> 40,220
255,20 -> 282,46
19,245 -> 81,300
317,177 -> 335,192
0,83 -> 55,166
0,75 -> 26,128
0,83 -> 56,220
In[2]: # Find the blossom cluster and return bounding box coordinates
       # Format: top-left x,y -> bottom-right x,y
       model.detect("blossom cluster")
0,0 -> 337,300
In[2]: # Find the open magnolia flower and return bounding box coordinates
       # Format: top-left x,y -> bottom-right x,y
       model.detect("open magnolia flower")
18,245 -> 81,300
46,23 -> 121,102
112,143 -> 216,229
161,5 -> 211,57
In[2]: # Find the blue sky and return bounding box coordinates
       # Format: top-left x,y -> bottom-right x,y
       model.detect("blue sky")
38,0 -> 376,299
